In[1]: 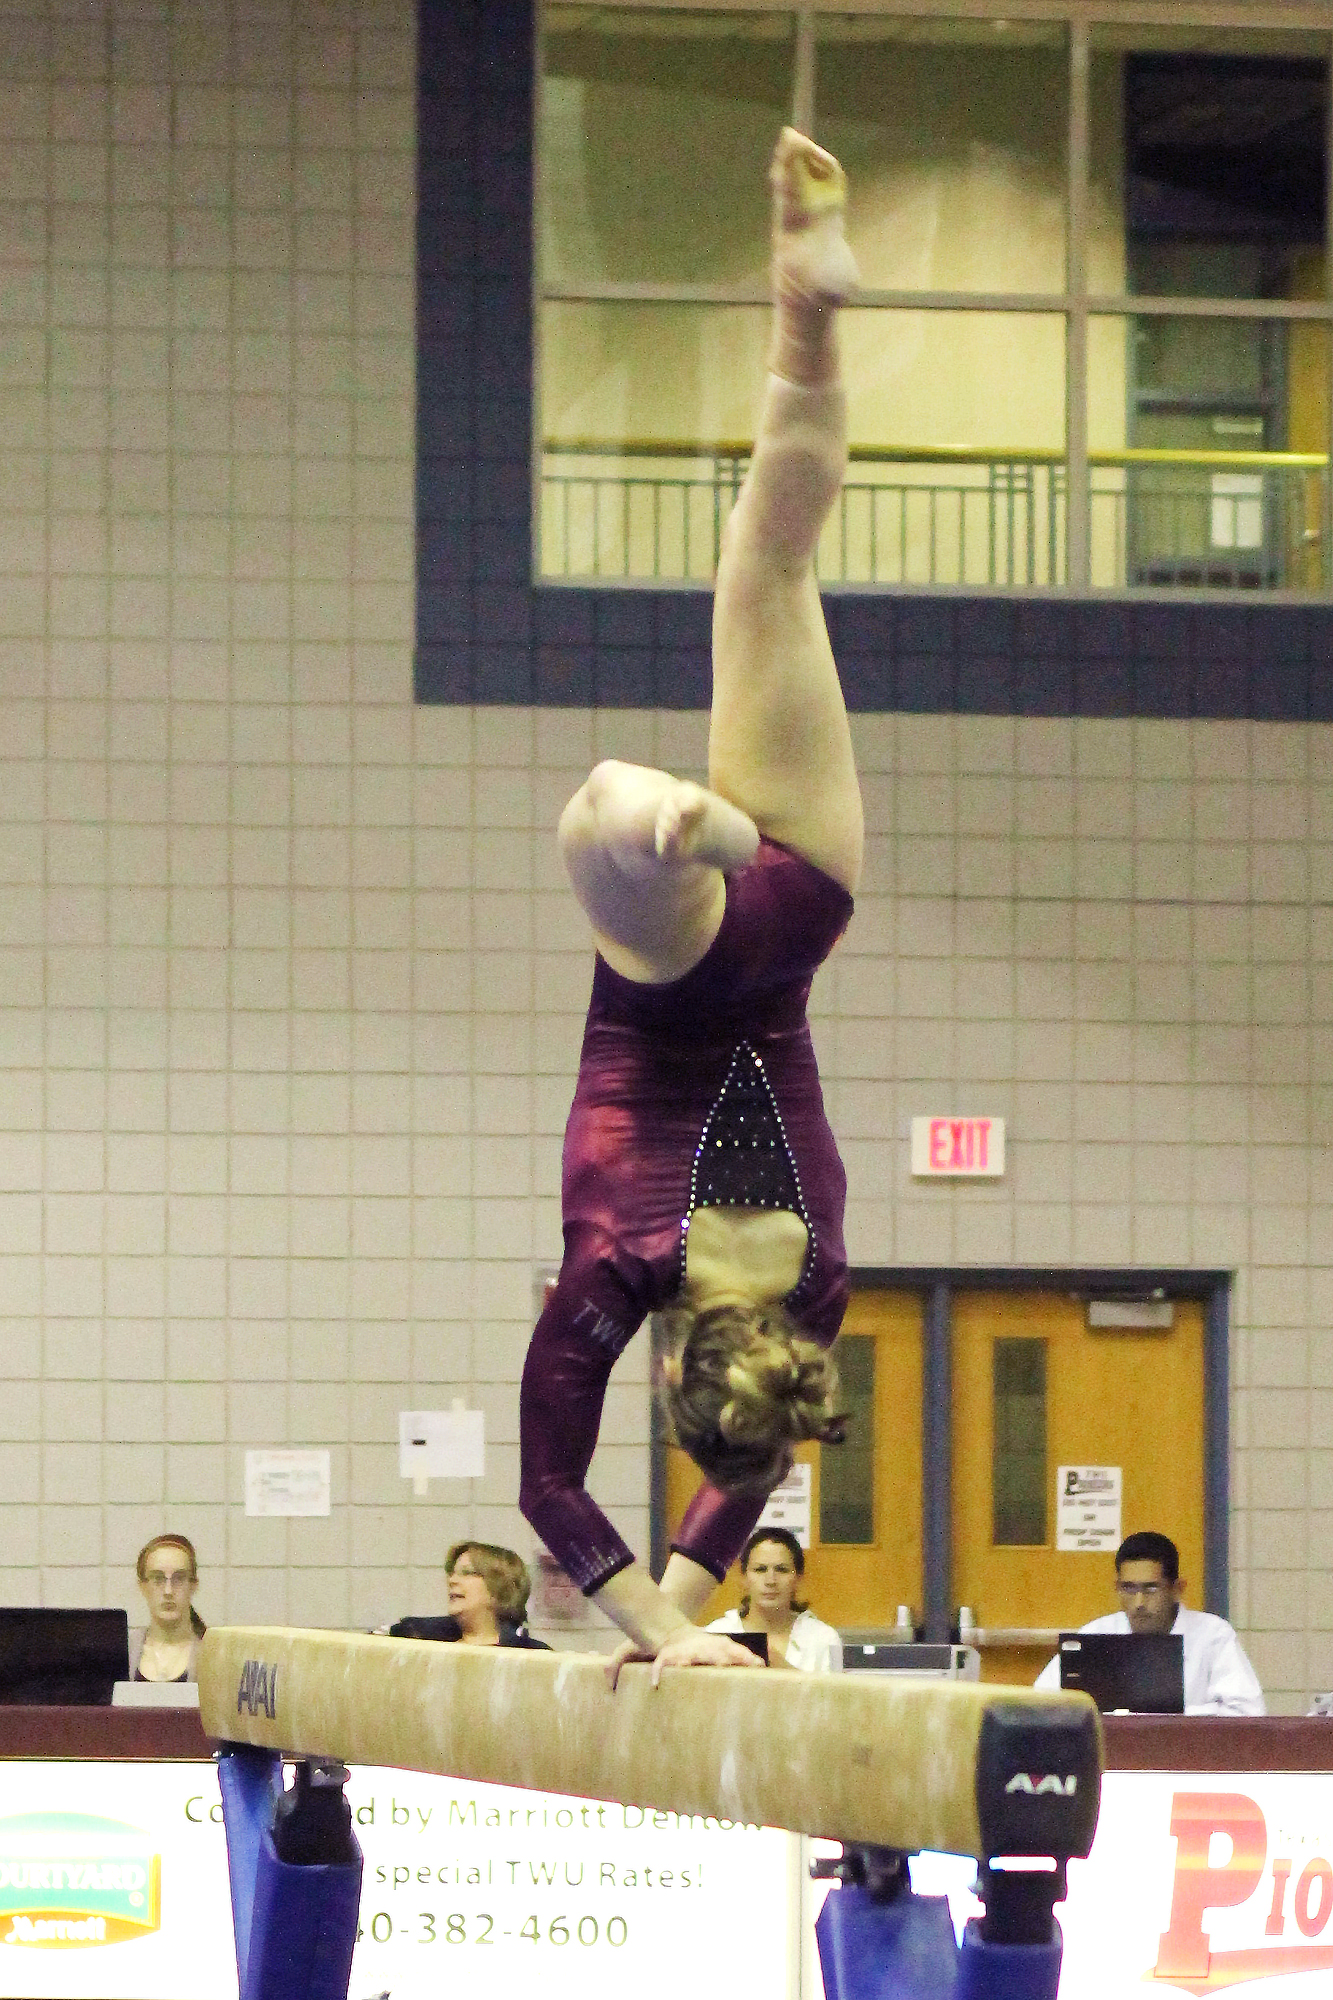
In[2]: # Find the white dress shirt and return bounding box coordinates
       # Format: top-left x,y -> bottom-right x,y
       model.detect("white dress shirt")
706,1607 -> 843,1673
1034,1605 -> 1265,1715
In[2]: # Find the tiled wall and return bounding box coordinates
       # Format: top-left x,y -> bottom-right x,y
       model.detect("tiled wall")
0,0 -> 597,1636
2,0 -> 1332,1709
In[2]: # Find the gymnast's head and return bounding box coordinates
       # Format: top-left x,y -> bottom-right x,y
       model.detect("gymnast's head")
657,1301 -> 845,1491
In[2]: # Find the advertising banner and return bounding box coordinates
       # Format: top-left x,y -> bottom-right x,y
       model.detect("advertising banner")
3,1762 -> 1333,1999
0,1762 -> 796,2000
0,1764 -> 228,1999
1061,1771 -> 1333,1996
869,1774 -> 1333,1999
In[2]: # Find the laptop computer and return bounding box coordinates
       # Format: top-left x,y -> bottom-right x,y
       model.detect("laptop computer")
846,1643 -> 967,1675
1057,1630 -> 1184,1713
0,1608 -> 130,1706
111,1680 -> 200,1708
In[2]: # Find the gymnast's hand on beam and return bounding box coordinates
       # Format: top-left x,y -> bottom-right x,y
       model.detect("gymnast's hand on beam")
605,1628 -> 765,1690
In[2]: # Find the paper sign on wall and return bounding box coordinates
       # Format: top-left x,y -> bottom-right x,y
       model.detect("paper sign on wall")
1056,1465 -> 1122,1552
244,1450 -> 331,1518
757,1462 -> 812,1548
398,1408 -> 485,1483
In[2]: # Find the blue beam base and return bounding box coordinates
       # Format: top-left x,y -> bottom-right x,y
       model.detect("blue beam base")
956,1916 -> 1063,2000
217,1747 -> 284,1987
817,1883 -> 1064,2000
817,1882 -> 961,2000
218,1748 -> 364,2000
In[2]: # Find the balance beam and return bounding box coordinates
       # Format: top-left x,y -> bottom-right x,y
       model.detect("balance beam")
199,1627 -> 1101,1861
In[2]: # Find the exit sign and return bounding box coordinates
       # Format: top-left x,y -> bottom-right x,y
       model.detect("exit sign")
910,1116 -> 1005,1178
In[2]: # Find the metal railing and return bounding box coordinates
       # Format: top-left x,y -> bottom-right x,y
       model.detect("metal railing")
540,441 -> 1332,593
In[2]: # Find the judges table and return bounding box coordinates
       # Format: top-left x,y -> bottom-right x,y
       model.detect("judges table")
0,1707 -> 1331,1999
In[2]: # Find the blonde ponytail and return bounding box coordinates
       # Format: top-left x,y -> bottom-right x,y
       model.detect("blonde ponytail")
658,1302 -> 845,1491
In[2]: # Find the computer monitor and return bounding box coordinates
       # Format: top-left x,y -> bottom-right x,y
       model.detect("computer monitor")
0,1608 -> 130,1706
1057,1630 -> 1184,1713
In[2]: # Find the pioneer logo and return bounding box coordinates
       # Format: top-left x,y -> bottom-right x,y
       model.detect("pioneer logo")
1155,1790 -> 1333,1990
236,1658 -> 278,1720
1004,1773 -> 1079,1797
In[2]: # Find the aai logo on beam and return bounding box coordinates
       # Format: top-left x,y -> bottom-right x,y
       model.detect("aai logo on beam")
236,1659 -> 278,1721
910,1117 -> 1005,1178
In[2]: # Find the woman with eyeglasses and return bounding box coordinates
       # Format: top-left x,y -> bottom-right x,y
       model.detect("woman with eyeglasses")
131,1533 -> 206,1683
388,1542 -> 550,1651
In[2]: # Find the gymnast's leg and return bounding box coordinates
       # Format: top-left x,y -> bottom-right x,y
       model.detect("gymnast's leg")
707,128 -> 864,896
556,759 -> 758,985
557,132 -> 862,989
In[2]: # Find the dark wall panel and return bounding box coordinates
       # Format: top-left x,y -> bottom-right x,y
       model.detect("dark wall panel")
415,0 -> 1333,721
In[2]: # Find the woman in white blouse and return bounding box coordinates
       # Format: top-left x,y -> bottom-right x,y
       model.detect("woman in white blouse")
707,1527 -> 841,1671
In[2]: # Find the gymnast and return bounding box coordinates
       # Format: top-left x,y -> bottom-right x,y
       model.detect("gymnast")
520,130 -> 863,1675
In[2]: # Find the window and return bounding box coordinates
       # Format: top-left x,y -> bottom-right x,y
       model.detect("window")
537,4 -> 1332,596
992,1338 -> 1047,1547
819,1331 -> 874,1545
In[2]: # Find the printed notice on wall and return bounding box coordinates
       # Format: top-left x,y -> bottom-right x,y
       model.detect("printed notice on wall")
245,1448 -> 331,1517
757,1462 -> 812,1548
1056,1465 -> 1122,1552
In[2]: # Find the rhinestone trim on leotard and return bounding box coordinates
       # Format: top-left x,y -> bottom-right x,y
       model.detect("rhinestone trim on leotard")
679,1041 -> 814,1301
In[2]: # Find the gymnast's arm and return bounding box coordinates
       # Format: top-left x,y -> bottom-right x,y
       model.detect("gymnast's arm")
659,1550 -> 728,1621
519,1244 -> 761,1674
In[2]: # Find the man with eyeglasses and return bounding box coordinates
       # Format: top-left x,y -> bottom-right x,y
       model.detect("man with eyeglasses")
1034,1530 -> 1264,1715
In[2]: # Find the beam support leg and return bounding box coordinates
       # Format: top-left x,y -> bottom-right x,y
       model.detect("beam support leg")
815,1850 -> 1066,2000
218,1748 -> 364,2000
817,1872 -> 960,2000
955,1865 -> 1064,2000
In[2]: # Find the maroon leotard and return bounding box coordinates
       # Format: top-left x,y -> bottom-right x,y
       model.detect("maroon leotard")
519,840 -> 853,1594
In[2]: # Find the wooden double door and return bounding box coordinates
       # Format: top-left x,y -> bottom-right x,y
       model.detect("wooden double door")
663,1285 -> 1205,1667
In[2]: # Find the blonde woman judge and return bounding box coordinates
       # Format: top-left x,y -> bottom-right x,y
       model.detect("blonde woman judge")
388,1542 -> 550,1651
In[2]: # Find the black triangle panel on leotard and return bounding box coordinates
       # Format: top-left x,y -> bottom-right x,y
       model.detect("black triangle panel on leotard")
679,1041 -> 813,1298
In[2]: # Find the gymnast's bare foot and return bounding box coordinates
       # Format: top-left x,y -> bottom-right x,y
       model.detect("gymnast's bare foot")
771,127 -> 858,308
769,128 -> 856,385
654,780 -> 759,874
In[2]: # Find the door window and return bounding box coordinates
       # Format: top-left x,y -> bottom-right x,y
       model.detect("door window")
819,1332 -> 875,1546
992,1337 -> 1048,1548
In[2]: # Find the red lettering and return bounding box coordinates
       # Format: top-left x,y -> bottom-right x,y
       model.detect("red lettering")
976,1119 -> 990,1169
949,1119 -> 966,1168
929,1121 -> 949,1170
1156,1792 -> 1267,1980
1296,1858 -> 1333,1939
1267,1859 -> 1292,1936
